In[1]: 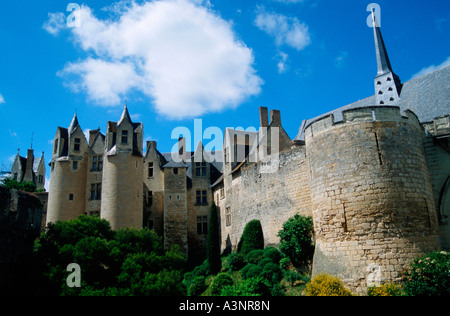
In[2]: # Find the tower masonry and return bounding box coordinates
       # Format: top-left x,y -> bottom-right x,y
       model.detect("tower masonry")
305,106 -> 441,291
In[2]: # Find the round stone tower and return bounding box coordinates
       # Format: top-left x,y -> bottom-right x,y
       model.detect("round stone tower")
100,106 -> 143,230
305,106 -> 441,293
47,114 -> 88,224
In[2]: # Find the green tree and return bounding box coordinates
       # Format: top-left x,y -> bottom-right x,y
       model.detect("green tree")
278,214 -> 314,268
207,202 -> 222,274
1,177 -> 37,192
33,215 -> 187,296
237,219 -> 264,256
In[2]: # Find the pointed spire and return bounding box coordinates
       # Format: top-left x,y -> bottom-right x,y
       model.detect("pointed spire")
372,8 -> 394,76
68,113 -> 80,135
117,104 -> 133,126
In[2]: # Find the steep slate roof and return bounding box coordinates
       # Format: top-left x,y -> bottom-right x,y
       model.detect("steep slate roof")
295,66 -> 450,141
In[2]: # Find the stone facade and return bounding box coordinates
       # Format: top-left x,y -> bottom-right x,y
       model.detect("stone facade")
44,16 -> 449,294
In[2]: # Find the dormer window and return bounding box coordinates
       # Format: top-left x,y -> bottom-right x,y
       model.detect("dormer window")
121,130 -> 128,144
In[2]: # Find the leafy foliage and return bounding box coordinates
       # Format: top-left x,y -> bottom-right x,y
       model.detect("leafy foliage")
210,273 -> 233,295
367,283 -> 403,296
278,214 -> 314,268
402,251 -> 450,296
33,215 -> 186,296
1,178 -> 40,192
237,219 -> 264,255
305,273 -> 353,296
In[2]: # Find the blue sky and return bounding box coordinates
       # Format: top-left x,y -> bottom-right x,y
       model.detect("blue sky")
0,0 -> 449,189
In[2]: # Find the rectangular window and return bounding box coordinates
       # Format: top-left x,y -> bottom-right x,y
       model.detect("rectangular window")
92,155 -> 103,171
121,130 -> 128,144
73,161 -> 78,170
197,216 -> 208,234
226,207 -> 231,226
195,162 -> 207,177
148,162 -> 154,178
53,139 -> 58,154
74,138 -> 80,151
220,188 -> 225,199
196,190 -> 207,205
90,183 -> 101,200
38,175 -> 43,183
69,194 -> 74,201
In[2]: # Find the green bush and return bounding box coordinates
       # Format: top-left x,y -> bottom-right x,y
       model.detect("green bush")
261,262 -> 283,283
210,273 -> 234,296
257,257 -> 273,269
245,249 -> 264,264
367,283 -> 403,296
402,251 -> 450,296
237,220 -> 264,255
278,214 -> 314,268
226,252 -> 246,272
263,247 -> 282,263
220,276 -> 270,296
33,215 -> 187,296
279,257 -> 290,271
187,276 -> 206,296
305,273 -> 352,296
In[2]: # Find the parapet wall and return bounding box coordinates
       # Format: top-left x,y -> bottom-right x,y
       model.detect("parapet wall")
305,105 -> 440,293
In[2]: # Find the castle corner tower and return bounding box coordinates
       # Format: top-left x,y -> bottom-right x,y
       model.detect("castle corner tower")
47,113 -> 89,224
100,105 -> 144,230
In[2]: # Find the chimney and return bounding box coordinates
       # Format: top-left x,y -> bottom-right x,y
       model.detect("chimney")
146,140 -> 157,153
270,110 -> 281,127
178,137 -> 186,162
89,128 -> 99,146
259,107 -> 268,128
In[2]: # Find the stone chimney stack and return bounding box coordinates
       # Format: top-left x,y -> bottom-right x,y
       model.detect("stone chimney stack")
259,107 -> 269,128
178,137 -> 186,162
147,140 -> 157,153
270,110 -> 281,127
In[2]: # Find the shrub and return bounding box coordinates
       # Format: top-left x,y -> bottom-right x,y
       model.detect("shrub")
220,276 -> 269,296
261,262 -> 283,283
207,202 -> 221,274
278,214 -> 314,268
263,247 -> 282,263
237,220 -> 264,255
226,252 -> 246,272
367,283 -> 403,296
210,273 -> 234,296
187,276 -> 207,296
257,257 -> 273,269
402,251 -> 450,296
245,249 -> 264,264
279,257 -> 290,271
305,273 -> 352,296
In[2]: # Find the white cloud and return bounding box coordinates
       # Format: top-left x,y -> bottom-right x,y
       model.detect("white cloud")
276,51 -> 289,74
254,7 -> 311,51
46,0 -> 263,119
42,12 -> 66,36
410,56 -> 450,80
0,94 -> 5,104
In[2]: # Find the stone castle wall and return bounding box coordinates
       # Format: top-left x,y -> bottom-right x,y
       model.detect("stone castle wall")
218,145 -> 312,252
305,106 -> 441,292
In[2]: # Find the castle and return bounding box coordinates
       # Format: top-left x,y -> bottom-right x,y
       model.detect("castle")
46,13 -> 449,292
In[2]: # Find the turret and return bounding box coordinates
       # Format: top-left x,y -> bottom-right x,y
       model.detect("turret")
100,105 -> 144,230
46,113 -> 88,224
